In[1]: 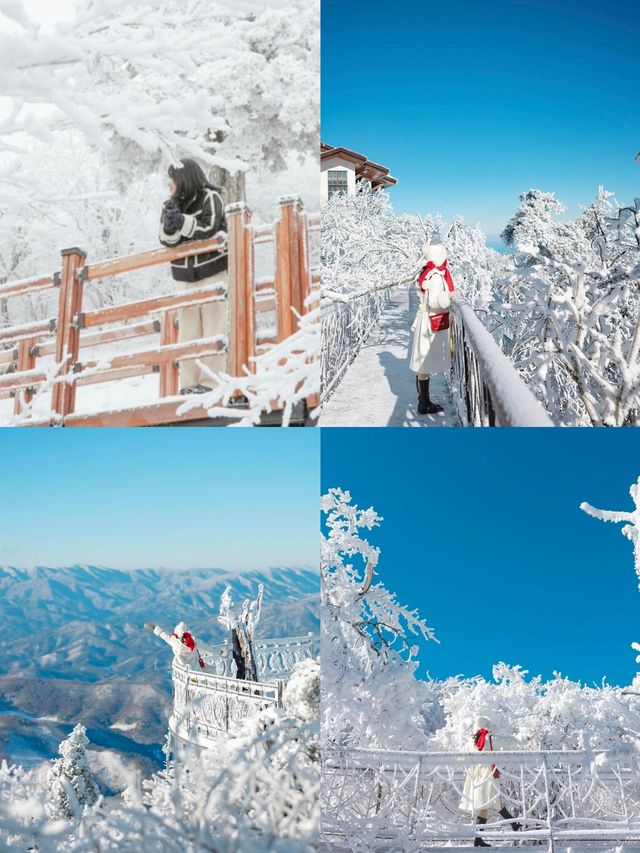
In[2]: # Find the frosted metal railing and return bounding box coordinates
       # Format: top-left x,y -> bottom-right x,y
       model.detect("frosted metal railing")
170,662 -> 283,743
451,299 -> 554,426
321,289 -> 391,402
322,746 -> 640,851
202,633 -> 315,680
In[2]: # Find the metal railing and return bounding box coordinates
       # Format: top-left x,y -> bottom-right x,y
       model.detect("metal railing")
203,633 -> 315,680
321,287 -> 391,403
170,661 -> 283,746
322,746 -> 640,851
450,298 -> 553,426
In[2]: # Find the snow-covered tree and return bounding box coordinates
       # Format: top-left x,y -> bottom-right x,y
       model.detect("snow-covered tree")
0,658 -> 319,850
46,724 -> 100,821
496,191 -> 640,425
581,475 -> 640,684
321,487 -> 439,750
218,583 -> 263,680
501,189 -> 588,264
0,0 -> 318,190
581,475 -> 640,585
430,664 -> 640,753
140,656 -> 320,851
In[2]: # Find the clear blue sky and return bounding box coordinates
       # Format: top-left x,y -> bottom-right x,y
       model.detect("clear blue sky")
0,430 -> 319,570
322,0 -> 640,242
321,428 -> 640,687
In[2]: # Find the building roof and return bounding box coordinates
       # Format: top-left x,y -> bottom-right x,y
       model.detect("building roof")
321,142 -> 397,190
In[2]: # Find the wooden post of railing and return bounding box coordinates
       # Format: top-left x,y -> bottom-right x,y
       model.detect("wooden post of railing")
300,210 -> 320,409
226,203 -> 254,380
13,337 -> 36,416
52,247 -> 86,417
159,310 -> 179,396
275,195 -> 305,342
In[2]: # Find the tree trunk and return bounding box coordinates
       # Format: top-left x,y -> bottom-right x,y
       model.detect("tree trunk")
208,166 -> 246,206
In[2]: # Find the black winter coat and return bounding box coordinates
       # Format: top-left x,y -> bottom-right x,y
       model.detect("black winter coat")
159,188 -> 228,283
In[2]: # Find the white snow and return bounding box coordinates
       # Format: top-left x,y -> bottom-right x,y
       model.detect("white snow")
320,286 -> 458,427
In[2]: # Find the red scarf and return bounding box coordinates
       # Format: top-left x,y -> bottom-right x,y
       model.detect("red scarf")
174,630 -> 196,650
173,631 -> 205,669
476,728 -> 492,751
418,260 -> 455,293
476,728 -> 500,778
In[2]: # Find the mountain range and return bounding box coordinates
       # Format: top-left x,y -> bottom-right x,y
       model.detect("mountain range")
0,564 -> 319,790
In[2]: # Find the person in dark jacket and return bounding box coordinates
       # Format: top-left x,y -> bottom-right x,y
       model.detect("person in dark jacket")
159,159 -> 228,394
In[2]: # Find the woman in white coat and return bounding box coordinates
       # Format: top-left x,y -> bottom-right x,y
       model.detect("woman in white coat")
145,620 -> 208,671
460,715 -> 523,847
410,244 -> 456,415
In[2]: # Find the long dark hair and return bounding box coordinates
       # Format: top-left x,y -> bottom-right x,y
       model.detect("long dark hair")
167,159 -> 220,207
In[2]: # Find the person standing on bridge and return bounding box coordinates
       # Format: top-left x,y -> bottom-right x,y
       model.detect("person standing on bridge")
460,715 -> 524,847
410,243 -> 457,415
159,159 -> 228,395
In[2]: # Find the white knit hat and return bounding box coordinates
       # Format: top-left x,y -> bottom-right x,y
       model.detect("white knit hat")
422,243 -> 447,265
174,621 -> 187,636
474,715 -> 491,731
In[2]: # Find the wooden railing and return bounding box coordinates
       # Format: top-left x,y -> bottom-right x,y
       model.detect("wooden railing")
0,196 -> 319,426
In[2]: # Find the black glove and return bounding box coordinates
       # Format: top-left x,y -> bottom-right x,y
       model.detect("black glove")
162,203 -> 184,235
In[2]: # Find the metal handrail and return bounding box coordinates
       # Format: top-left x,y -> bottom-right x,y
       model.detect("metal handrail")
322,745 -> 640,850
451,298 -> 554,426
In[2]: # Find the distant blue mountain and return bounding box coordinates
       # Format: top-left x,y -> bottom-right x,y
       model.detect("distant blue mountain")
0,564 -> 319,785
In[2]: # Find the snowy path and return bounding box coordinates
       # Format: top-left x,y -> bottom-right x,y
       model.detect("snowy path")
320,286 -> 459,427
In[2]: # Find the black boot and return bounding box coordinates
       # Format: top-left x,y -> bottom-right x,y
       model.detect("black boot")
416,377 -> 444,415
499,806 -> 522,832
474,816 -> 491,847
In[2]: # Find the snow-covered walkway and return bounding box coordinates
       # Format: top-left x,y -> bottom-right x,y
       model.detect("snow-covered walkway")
320,286 -> 459,427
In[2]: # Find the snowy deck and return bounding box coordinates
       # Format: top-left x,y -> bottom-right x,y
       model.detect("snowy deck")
320,286 -> 459,427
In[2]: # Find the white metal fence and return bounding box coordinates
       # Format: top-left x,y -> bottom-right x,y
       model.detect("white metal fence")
170,634 -> 315,747
450,299 -> 554,427
170,662 -> 282,746
202,633 -> 315,680
322,746 -> 640,851
321,288 -> 392,402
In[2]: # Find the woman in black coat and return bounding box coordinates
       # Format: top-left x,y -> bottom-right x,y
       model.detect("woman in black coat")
159,159 -> 228,394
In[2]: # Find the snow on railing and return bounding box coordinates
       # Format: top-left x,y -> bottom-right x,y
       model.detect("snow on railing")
170,634 -> 314,747
170,661 -> 283,747
0,199 -> 320,426
451,299 -> 554,426
203,633 -> 315,680
321,285 -> 396,403
322,746 -> 640,851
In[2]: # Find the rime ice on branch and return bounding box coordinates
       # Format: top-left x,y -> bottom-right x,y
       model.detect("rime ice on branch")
218,583 -> 264,681
580,476 -> 640,585
321,488 -> 438,750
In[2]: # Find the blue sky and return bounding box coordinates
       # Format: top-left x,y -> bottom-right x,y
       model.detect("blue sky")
0,430 -> 319,570
321,429 -> 640,686
322,0 -> 640,242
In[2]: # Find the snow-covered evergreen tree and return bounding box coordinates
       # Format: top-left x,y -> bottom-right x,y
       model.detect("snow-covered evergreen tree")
46,724 -> 100,821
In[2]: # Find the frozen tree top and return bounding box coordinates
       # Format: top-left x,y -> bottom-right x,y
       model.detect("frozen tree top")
581,476 -> 640,584
218,583 -> 264,633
